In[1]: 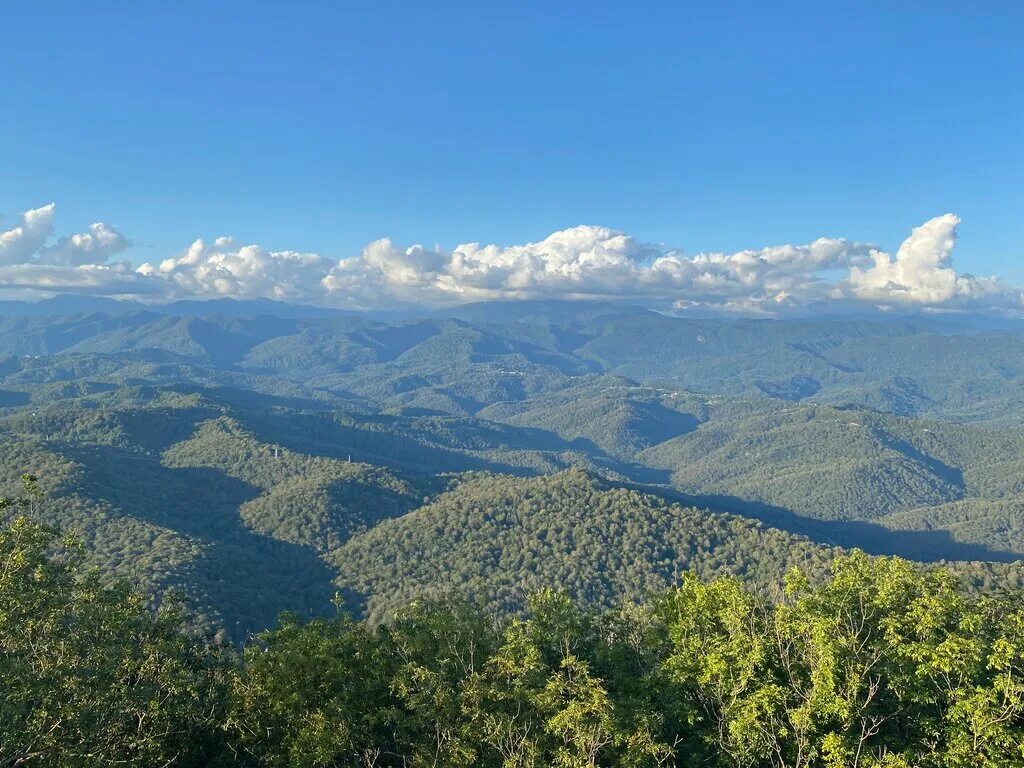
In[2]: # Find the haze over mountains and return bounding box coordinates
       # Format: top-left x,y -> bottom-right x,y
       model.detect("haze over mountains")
2,296 -> 1024,638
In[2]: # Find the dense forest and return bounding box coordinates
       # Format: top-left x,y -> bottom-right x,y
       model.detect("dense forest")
4,505 -> 1024,767
4,299 -> 1024,763
4,300 -> 1024,639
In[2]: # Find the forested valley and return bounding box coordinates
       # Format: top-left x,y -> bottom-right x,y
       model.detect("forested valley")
4,298 -> 1024,764
5,502 -> 1024,767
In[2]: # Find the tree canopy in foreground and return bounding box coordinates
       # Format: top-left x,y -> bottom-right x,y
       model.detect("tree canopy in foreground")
2,506 -> 1024,767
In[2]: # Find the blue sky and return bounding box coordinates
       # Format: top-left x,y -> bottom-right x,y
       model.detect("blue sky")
0,2 -> 1021,311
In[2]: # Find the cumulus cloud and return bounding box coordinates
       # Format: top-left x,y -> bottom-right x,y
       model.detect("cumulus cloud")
320,227 -> 880,311
0,262 -> 160,296
0,204 -> 138,298
0,203 -> 1020,314
37,222 -> 131,267
137,237 -> 335,301
0,204 -> 56,266
317,218 -> 1019,313
844,214 -> 1015,308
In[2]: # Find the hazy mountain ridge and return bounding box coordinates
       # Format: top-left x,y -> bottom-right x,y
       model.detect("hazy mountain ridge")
2,300 -> 1023,420
4,300 -> 1024,637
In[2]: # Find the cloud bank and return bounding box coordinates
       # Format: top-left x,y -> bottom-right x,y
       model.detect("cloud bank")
0,203 -> 1019,315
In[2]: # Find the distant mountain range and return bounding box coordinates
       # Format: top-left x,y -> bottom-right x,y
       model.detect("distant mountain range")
0,294 -> 358,319
2,298 -> 1024,638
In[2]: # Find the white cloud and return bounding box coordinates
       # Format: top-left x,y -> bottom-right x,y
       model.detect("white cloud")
0,204 -> 129,269
0,204 -> 139,299
0,202 -> 1020,315
844,214 -> 1016,308
321,227 -> 879,311
36,221 -> 131,267
137,237 -> 335,301
0,204 -> 56,266
0,262 -> 159,297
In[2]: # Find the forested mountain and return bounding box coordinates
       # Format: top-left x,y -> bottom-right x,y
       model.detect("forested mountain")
6,510 -> 1024,768
5,298 -> 1024,765
331,468 -> 838,623
0,393 -> 837,636
4,300 -> 1024,424
3,298 -> 1024,642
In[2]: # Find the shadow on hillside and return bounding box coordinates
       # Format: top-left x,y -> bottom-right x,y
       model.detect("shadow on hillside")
671,490 -> 1024,563
111,405 -> 222,453
0,389 -> 30,407
58,443 -> 340,640
874,431 -> 965,489
244,410 -> 594,478
636,402 -> 701,445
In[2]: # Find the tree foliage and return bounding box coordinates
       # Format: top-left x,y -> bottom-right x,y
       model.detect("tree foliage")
4,505 -> 1024,767
0,487 -> 228,767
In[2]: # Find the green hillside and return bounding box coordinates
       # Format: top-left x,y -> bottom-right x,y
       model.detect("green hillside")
333,468 -> 837,624
4,302 -> 1024,641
